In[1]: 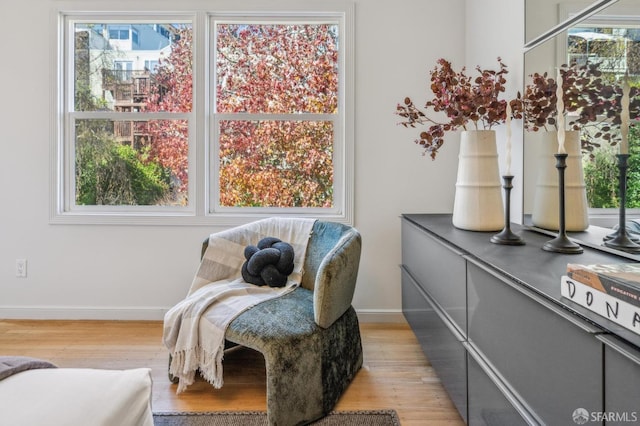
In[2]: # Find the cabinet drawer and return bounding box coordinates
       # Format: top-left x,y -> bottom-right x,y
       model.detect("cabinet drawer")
467,353 -> 529,426
599,335 -> 640,421
402,219 -> 466,334
467,261 -> 603,423
402,269 -> 467,423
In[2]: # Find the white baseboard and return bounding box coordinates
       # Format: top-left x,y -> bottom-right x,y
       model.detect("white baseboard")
0,306 -> 406,323
0,306 -> 168,321
355,309 -> 405,323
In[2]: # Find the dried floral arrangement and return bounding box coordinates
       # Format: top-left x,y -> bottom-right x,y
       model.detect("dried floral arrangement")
396,58 -> 519,159
521,62 -> 640,155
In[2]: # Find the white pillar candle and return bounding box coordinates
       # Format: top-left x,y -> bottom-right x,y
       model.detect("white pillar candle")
556,69 -> 566,154
621,74 -> 630,154
505,101 -> 512,176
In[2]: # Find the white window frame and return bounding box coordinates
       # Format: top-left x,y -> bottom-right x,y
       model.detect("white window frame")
209,14 -> 346,219
557,4 -> 640,228
50,0 -> 355,226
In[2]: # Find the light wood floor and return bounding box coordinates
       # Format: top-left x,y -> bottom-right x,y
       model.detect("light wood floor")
0,320 -> 464,426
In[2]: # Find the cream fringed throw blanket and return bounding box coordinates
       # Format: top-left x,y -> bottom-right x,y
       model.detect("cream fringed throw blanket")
163,217 -> 316,393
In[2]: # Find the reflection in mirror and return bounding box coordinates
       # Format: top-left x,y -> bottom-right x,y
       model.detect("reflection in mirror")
524,0 -> 640,257
525,0 -> 618,50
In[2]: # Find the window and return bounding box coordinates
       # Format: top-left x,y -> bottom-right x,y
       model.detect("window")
52,2 -> 354,225
563,17 -> 640,226
108,25 -> 130,40
65,20 -> 192,212
144,60 -> 159,73
212,20 -> 338,211
113,60 -> 133,81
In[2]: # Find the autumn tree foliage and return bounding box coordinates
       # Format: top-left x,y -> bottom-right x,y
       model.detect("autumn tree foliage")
216,23 -> 338,207
144,27 -> 192,203
135,23 -> 337,208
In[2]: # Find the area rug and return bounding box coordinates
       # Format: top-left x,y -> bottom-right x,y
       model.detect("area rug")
153,410 -> 400,425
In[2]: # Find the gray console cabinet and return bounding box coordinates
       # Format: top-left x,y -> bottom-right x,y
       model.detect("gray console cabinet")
401,214 -> 640,425
599,335 -> 640,423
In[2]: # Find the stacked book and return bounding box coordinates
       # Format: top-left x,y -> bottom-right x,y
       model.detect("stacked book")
561,263 -> 640,336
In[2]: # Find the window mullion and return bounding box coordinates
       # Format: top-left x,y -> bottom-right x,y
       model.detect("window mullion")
71,111 -> 193,120
214,113 -> 335,121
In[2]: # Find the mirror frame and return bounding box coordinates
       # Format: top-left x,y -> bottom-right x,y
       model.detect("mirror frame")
524,0 -> 619,52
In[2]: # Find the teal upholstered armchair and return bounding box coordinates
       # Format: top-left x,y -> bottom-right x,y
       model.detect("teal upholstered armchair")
171,220 -> 363,426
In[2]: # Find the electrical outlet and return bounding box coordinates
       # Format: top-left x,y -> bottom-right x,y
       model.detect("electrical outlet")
16,259 -> 27,278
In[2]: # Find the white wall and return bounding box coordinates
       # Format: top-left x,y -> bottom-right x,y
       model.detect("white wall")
465,0 -> 526,221
0,0 -> 525,321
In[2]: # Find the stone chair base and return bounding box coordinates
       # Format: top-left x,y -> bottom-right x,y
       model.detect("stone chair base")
169,287 -> 363,426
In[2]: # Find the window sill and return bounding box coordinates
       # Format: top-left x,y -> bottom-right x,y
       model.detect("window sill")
49,211 -> 352,227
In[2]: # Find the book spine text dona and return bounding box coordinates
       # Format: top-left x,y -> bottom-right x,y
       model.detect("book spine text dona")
561,275 -> 640,336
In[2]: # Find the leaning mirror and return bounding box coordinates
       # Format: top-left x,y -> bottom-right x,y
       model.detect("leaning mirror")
525,0 -> 619,51
524,0 -> 640,257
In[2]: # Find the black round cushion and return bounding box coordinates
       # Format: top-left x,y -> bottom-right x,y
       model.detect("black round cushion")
241,237 -> 295,287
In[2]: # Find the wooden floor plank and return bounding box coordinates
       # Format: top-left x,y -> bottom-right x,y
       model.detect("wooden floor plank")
0,320 -> 464,425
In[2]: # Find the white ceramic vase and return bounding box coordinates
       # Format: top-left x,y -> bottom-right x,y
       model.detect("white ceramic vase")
531,130 -> 589,232
452,130 -> 504,231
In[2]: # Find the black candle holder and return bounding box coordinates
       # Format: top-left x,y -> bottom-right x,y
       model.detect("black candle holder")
603,226 -> 640,242
542,153 -> 583,254
491,175 -> 525,245
603,154 -> 640,253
